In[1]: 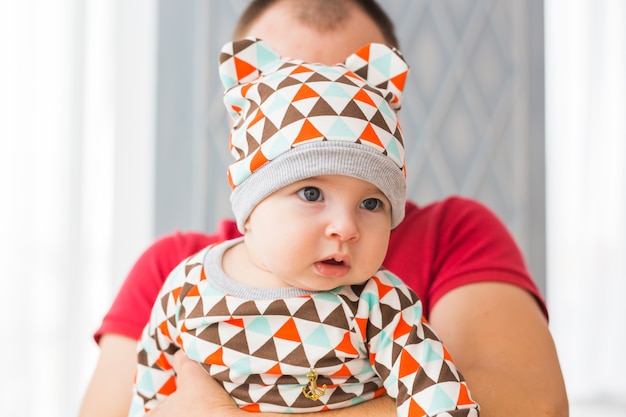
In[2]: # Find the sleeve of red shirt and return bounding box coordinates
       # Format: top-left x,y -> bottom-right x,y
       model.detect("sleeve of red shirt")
93,221 -> 241,343
385,197 -> 547,320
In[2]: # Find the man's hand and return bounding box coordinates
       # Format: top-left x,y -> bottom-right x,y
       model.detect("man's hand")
147,351 -> 242,417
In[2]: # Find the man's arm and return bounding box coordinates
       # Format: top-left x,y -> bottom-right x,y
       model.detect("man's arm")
78,334 -> 137,417
428,282 -> 569,417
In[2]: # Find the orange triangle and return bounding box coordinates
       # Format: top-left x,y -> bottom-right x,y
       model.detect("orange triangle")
157,375 -> 177,395
355,317 -> 368,339
355,44 -> 370,61
242,403 -> 261,412
186,284 -> 200,297
398,349 -> 420,378
408,398 -> 426,416
171,286 -> 182,303
155,351 -> 173,371
227,170 -> 235,189
442,345 -> 453,362
359,123 -> 385,148
335,332 -> 359,355
204,347 -> 225,366
293,83 -> 319,101
250,148 -> 269,172
241,83 -> 253,96
200,266 -> 207,281
267,363 -> 283,375
233,56 -> 257,81
291,64 -> 314,74
457,383 -> 475,406
331,364 -> 353,377
274,317 -> 301,342
393,316 -> 413,340
293,119 -> 323,144
390,71 -> 407,92
225,317 -> 245,328
353,88 -> 376,106
372,276 -> 394,299
158,320 -> 171,339
248,108 -> 265,127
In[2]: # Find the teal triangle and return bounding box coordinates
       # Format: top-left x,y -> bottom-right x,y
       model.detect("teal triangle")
315,291 -> 343,304
263,130 -> 292,159
378,100 -> 395,119
136,368 -> 156,392
220,73 -> 238,90
202,283 -> 227,297
232,356 -> 253,375
385,137 -> 403,162
256,42 -> 281,72
422,340 -> 443,362
377,328 -> 393,350
265,93 -> 290,116
185,339 -> 200,361
304,325 -> 332,348
429,385 -> 456,413
248,316 -> 273,336
322,82 -> 352,98
327,117 -> 357,139
372,53 -> 392,78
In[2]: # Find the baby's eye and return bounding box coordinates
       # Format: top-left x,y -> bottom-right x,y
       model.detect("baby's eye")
298,186 -> 323,202
361,198 -> 383,211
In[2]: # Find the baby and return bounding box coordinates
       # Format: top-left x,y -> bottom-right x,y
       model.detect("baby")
128,38 -> 479,417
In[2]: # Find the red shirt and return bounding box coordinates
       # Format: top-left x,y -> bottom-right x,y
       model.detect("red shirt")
95,197 -> 547,342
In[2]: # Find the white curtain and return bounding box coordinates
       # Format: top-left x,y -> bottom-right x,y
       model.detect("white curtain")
546,0 -> 626,413
0,1 -> 156,416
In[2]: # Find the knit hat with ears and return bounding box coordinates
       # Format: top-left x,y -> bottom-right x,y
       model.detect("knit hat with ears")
219,37 -> 409,232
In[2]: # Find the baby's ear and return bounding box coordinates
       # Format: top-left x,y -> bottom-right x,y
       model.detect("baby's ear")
344,43 -> 409,110
219,37 -> 282,89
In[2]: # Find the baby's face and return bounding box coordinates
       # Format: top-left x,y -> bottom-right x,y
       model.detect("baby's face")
243,175 -> 392,291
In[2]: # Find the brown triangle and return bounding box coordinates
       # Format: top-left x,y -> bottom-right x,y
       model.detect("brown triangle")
308,97 -> 338,117
280,104 -> 306,128
436,360 -> 459,383
246,131 -> 261,154
354,65 -> 368,81
280,342 -> 308,366
258,387 -> 290,407
369,110 -> 392,133
257,82 -> 275,104
292,298 -> 321,323
321,304 -> 350,329
306,72 -> 331,83
251,337 -> 279,361
339,100 -> 367,119
196,324 -> 221,344
223,329 -> 250,354
263,299 -> 292,316
260,118 -> 278,143
277,75 -> 302,89
206,297 -> 231,316
233,300 -> 262,316
334,74 -> 358,87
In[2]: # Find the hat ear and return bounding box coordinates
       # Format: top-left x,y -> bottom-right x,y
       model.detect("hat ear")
344,43 -> 409,110
219,37 -> 282,90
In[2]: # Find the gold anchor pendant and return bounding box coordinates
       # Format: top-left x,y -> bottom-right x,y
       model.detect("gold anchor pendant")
302,367 -> 326,401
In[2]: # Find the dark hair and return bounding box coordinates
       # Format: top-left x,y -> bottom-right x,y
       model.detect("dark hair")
234,0 -> 399,48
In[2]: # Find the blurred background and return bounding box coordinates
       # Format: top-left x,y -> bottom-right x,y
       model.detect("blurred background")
0,0 -> 624,416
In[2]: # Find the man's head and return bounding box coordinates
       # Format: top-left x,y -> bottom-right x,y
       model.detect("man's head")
233,0 -> 398,65
219,38 -> 409,231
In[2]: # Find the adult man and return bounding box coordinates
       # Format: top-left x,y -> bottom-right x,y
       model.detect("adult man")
79,1 -> 568,416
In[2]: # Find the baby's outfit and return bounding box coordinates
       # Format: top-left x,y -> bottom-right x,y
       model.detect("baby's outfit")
130,239 -> 478,416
